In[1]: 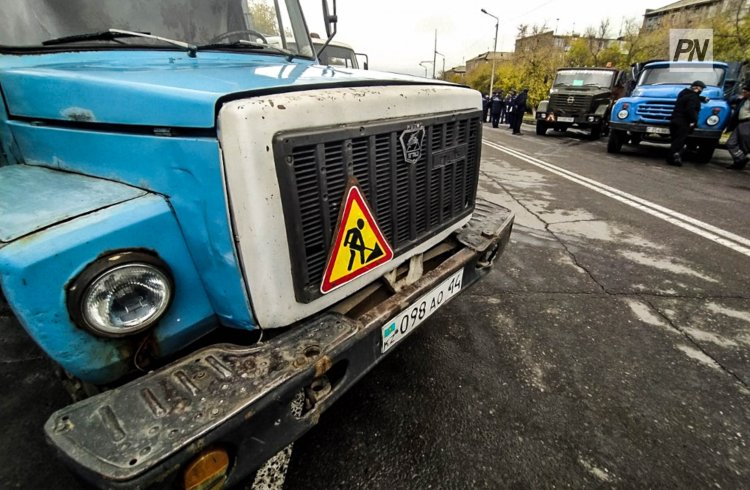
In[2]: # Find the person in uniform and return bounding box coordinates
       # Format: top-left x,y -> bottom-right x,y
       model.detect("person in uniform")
490,92 -> 503,128
506,90 -> 517,129
726,84 -> 750,170
482,94 -> 491,123
668,80 -> 705,166
512,88 -> 528,135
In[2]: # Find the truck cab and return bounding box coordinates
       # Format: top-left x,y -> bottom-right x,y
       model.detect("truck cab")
607,61 -> 733,162
0,1 -> 512,488
313,37 -> 367,69
535,67 -> 622,139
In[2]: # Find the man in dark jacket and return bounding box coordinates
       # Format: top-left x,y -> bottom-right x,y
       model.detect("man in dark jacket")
512,88 -> 528,134
726,84 -> 750,170
668,80 -> 705,166
482,94 -> 491,123
490,91 -> 504,128
506,90 -> 516,129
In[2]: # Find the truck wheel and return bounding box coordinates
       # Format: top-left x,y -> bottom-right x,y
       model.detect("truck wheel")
590,124 -> 602,140
607,130 -> 625,154
536,122 -> 547,136
694,140 -> 717,164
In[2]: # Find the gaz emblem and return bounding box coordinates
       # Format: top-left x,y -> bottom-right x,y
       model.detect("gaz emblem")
399,123 -> 425,164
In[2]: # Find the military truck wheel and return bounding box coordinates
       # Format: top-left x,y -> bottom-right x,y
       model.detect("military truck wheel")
694,140 -> 717,164
536,122 -> 547,136
607,129 -> 625,154
590,124 -> 602,140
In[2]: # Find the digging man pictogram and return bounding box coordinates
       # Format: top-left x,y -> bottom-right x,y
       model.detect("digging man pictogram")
343,218 -> 384,271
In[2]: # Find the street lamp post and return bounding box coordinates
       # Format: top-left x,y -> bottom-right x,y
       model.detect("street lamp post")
435,50 -> 445,79
419,60 -> 433,78
481,8 -> 499,95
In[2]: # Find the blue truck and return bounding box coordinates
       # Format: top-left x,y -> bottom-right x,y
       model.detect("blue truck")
0,1 -> 513,488
607,60 -> 745,162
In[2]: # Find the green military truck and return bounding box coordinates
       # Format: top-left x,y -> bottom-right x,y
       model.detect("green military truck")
535,67 -> 624,139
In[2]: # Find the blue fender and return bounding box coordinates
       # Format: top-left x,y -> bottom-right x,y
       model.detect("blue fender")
0,166 -> 216,383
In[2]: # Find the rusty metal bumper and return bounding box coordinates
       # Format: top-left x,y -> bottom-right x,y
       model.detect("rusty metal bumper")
45,199 -> 514,489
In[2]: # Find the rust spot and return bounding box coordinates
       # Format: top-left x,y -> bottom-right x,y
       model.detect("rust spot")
313,355 -> 332,377
277,104 -> 287,110
268,100 -> 274,107
244,409 -> 255,421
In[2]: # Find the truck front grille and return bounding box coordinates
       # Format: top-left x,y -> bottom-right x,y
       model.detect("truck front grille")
549,94 -> 592,115
636,101 -> 675,122
274,110 -> 482,302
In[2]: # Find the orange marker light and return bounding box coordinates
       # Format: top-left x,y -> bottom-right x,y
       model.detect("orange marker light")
183,448 -> 230,490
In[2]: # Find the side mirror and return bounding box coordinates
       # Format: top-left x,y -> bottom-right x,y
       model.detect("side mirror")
356,53 -> 369,70
322,0 -> 338,39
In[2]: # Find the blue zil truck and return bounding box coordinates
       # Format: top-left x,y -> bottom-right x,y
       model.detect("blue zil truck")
607,60 -> 745,162
0,1 -> 513,488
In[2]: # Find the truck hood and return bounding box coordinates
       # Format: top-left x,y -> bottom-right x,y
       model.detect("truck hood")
0,51 -> 442,128
631,84 -> 723,100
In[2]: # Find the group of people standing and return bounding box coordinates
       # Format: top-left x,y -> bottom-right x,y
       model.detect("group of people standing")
483,89 -> 529,135
668,80 -> 750,169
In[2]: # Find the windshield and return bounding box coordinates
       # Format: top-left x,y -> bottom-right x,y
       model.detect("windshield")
638,65 -> 725,86
553,70 -> 614,88
0,0 -> 314,57
314,43 -> 359,69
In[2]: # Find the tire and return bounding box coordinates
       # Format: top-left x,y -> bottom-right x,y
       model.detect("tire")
694,140 -> 717,163
607,129 -> 625,154
590,123 -> 602,140
536,122 -> 547,136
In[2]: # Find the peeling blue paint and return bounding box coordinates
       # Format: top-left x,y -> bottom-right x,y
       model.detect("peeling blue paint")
0,165 -> 145,242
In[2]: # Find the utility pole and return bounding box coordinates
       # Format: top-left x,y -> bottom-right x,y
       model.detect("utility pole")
432,30 -> 437,79
481,9 -> 499,95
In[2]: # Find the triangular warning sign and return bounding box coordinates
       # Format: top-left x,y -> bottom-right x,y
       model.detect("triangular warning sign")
320,181 -> 394,294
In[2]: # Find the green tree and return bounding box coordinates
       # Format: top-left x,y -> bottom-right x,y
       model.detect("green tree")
566,37 -> 594,67
247,1 -> 278,35
711,0 -> 750,61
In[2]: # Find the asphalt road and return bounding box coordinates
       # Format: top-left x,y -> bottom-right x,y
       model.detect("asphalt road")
283,125 -> 750,488
2,124 -> 750,489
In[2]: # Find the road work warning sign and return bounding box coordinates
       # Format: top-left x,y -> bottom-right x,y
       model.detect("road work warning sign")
320,182 -> 394,294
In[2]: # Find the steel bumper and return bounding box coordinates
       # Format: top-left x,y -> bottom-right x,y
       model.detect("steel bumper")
609,121 -> 722,139
45,199 -> 514,489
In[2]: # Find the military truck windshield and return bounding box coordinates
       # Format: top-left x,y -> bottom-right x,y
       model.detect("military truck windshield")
554,70 -> 614,89
638,65 -> 725,86
0,0 -> 314,58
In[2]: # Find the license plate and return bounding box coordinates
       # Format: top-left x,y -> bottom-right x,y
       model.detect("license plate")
557,116 -> 574,123
646,126 -> 670,135
381,269 -> 463,353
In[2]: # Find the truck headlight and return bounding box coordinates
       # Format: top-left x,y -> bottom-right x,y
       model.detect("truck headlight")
617,109 -> 629,119
706,114 -> 720,126
68,252 -> 173,337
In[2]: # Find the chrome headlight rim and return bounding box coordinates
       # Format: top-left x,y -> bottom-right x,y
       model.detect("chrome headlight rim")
617,109 -> 629,120
67,251 -> 174,338
706,114 -> 720,126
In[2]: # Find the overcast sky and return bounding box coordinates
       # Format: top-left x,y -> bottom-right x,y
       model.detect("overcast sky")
300,0 -> 673,76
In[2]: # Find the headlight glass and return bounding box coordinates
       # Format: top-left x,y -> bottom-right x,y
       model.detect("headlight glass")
81,262 -> 172,336
706,114 -> 720,126
617,109 -> 629,119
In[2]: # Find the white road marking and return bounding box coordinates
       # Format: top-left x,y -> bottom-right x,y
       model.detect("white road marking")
482,140 -> 750,258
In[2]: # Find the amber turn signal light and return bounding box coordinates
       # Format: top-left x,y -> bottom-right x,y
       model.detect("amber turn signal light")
183,448 -> 230,490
